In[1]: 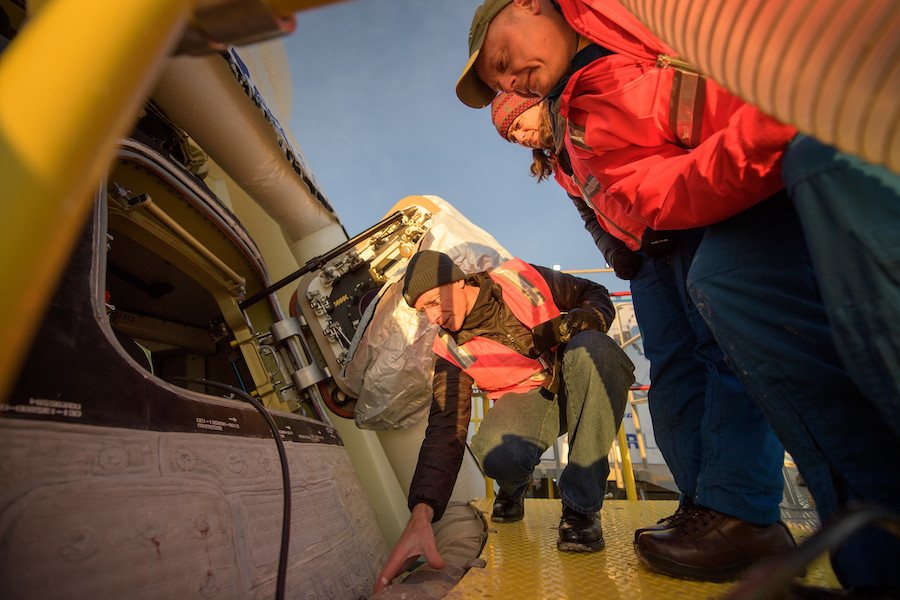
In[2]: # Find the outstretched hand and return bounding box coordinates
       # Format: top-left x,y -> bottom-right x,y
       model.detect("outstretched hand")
373,503 -> 445,594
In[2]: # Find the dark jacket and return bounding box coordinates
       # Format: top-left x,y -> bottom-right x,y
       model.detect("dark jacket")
407,264 -> 615,520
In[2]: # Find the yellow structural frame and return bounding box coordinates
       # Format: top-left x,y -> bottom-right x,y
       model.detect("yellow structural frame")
0,0 -> 347,401
0,0 -> 189,401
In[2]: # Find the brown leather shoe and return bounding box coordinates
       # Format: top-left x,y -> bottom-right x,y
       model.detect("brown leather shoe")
634,505 -> 796,582
633,497 -> 696,542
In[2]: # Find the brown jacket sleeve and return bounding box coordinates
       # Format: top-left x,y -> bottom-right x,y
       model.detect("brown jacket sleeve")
407,356 -> 475,521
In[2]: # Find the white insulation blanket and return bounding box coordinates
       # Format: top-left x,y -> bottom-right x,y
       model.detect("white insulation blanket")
341,197 -> 511,430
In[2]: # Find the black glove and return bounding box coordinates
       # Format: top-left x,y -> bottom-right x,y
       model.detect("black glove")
606,247 -> 643,280
532,315 -> 564,353
558,308 -> 605,343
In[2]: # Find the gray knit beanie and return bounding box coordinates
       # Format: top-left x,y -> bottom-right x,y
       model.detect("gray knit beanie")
402,250 -> 466,307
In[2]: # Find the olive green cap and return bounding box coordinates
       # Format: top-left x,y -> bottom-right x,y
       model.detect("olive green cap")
455,0 -> 514,108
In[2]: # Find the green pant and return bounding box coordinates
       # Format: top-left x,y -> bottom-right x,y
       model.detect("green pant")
470,332 -> 634,514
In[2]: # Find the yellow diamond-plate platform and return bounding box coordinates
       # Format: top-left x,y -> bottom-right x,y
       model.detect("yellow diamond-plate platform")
444,499 -> 839,600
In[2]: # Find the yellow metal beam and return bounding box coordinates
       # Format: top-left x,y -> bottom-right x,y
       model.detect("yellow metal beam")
0,0 -> 355,402
616,422 -> 638,501
0,0 -> 190,400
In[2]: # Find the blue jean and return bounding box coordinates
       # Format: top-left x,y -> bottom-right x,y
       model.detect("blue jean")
469,331 -> 634,514
784,134 -> 900,431
687,193 -> 900,589
630,229 -> 784,525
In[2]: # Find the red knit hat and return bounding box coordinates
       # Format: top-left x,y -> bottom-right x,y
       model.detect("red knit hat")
491,92 -> 541,141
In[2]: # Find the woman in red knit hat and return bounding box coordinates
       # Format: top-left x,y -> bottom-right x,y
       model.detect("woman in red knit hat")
491,89 -> 794,584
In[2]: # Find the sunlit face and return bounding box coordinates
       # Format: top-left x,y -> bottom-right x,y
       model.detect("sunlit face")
507,103 -> 546,149
413,280 -> 469,332
474,0 -> 574,99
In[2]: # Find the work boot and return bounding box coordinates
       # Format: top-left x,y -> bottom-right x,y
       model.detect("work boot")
633,496 -> 696,542
557,505 -> 605,552
634,505 -> 796,582
491,482 -> 529,523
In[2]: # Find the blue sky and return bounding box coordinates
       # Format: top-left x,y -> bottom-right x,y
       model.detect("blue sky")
283,0 -> 628,294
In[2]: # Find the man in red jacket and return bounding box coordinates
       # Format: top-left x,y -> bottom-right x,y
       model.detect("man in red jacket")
373,250 -> 634,593
458,0 -> 796,237
454,0 -> 900,592
491,91 -> 793,583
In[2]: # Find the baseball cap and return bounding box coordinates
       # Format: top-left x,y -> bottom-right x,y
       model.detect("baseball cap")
455,0 -> 514,109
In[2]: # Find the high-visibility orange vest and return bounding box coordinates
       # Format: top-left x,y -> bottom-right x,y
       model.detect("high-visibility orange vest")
433,259 -> 561,399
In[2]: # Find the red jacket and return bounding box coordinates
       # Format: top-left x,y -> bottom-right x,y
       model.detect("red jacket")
557,0 -> 798,248
432,258 -> 561,399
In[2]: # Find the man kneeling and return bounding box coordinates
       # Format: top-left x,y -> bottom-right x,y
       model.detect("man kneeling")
374,250 -> 634,593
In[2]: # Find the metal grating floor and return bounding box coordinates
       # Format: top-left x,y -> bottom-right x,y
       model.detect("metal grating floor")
445,499 -> 839,600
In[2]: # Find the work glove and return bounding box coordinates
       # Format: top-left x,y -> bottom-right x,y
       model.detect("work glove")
558,308 -> 605,344
606,247 -> 643,280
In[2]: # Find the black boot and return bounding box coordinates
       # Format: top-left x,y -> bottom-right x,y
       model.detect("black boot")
557,505 -> 605,552
491,485 -> 527,523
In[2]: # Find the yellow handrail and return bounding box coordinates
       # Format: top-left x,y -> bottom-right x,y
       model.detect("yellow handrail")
0,0 -> 190,401
616,422 -> 639,501
0,0 -> 349,402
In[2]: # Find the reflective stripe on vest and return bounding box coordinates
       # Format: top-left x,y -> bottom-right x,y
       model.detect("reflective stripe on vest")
432,259 -> 561,399
488,258 -> 561,327
435,330 -> 545,400
438,330 -> 477,370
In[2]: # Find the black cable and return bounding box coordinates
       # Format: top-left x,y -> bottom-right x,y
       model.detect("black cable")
237,209 -> 406,311
166,377 -> 291,600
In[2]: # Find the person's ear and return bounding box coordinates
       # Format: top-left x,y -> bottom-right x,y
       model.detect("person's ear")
513,0 -> 541,16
